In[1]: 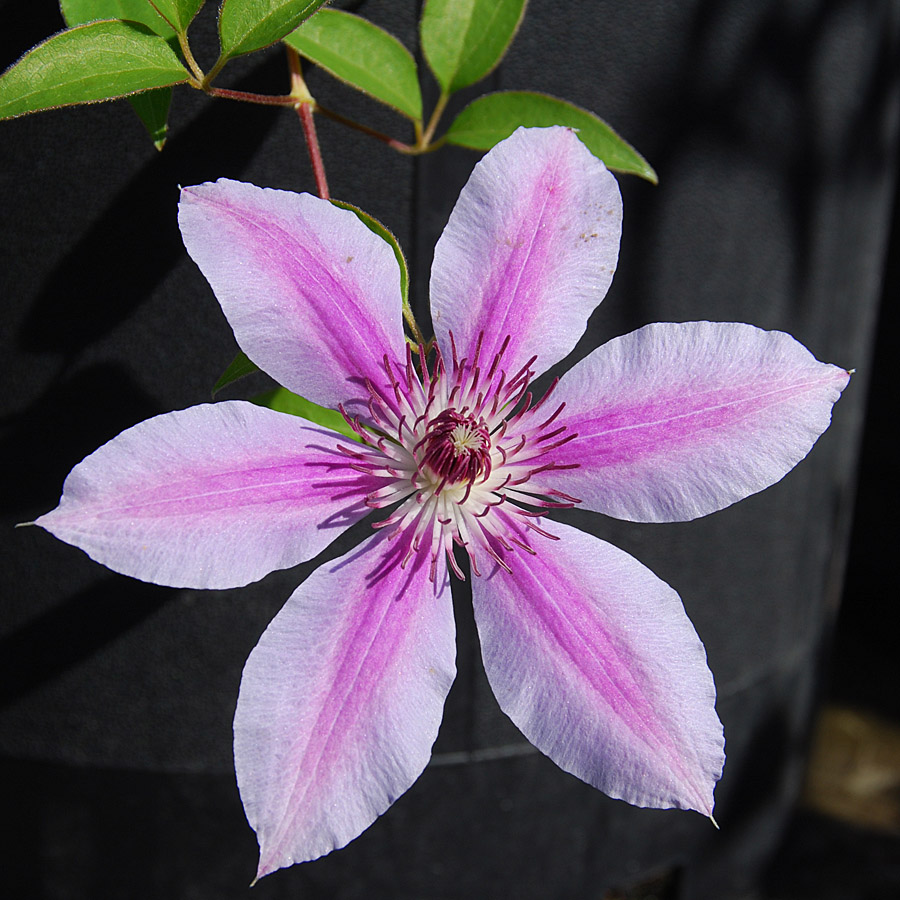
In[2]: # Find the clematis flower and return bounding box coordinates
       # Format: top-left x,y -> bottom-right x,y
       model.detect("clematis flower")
36,127 -> 849,879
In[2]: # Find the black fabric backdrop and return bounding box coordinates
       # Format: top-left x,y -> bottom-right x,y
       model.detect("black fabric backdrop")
2,1 -> 898,898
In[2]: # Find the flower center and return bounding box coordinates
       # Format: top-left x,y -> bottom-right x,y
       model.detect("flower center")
336,332 -> 583,581
418,409 -> 492,487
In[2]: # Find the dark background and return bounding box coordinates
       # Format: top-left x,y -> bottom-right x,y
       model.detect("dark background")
2,1 -> 898,897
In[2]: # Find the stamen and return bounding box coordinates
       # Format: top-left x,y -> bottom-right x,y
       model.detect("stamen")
382,353 -> 404,407
486,334 -> 511,382
534,425 -> 567,444
531,378 -> 561,415
448,331 -> 460,372
508,537 -> 536,554
537,401 -> 566,430
489,371 -> 508,417
506,355 -> 538,393
446,548 -> 466,580
405,344 -> 416,392
337,327 -> 582,582
417,343 -> 431,391
470,332 -> 485,376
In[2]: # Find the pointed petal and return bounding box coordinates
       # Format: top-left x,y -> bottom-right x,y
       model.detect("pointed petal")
179,180 -> 406,413
430,126 -> 622,380
537,322 -> 850,522
37,402 -> 381,589
472,520 -> 724,814
234,533 -> 455,877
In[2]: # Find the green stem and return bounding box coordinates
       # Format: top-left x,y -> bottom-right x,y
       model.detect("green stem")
177,31 -> 206,83
287,46 -> 315,103
420,90 -> 450,149
202,54 -> 230,90
402,302 -> 427,348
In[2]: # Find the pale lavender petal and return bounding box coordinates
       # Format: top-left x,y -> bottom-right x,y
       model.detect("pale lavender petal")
536,322 -> 850,522
473,519 -> 724,814
234,532 -> 455,878
430,126 -> 622,380
178,180 -> 406,414
36,402 -> 382,589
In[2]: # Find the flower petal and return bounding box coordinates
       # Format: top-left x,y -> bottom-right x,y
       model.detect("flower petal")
430,126 -> 622,380
234,533 -> 455,878
178,180 -> 406,413
472,519 -> 724,814
537,322 -> 850,522
37,401 -> 381,589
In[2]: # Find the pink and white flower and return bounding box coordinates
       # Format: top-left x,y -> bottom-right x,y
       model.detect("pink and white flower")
37,127 -> 849,878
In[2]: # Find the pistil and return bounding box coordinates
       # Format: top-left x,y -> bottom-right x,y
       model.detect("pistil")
417,409 -> 492,489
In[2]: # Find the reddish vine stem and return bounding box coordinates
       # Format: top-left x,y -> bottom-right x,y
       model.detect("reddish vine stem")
203,86 -> 298,106
297,102 -> 330,199
286,48 -> 330,200
315,104 -> 416,154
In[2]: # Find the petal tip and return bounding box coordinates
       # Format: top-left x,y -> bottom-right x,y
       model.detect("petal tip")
253,853 -> 280,884
33,507 -> 60,533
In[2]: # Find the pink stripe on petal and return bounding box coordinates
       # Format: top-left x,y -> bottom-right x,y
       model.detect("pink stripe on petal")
473,520 -> 724,814
539,322 -> 850,522
234,532 -> 455,877
179,180 -> 406,414
37,402 -> 382,589
430,127 -> 622,380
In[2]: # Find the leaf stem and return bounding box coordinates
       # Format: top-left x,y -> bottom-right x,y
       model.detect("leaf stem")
287,46 -> 315,103
177,31 -> 206,84
402,303 -> 427,348
202,54 -> 229,90
420,90 -> 449,148
315,104 -> 416,154
203,86 -> 299,106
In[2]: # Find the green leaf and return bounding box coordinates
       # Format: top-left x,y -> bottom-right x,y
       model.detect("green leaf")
212,350 -> 261,395
217,353 -> 362,441
251,387 -> 361,440
150,0 -> 206,32
420,0 -> 527,94
284,9 -> 421,120
60,0 -> 176,36
127,86 -> 172,148
61,2 -> 182,143
330,199 -> 411,331
219,0 -> 330,59
444,91 -> 658,183
0,21 -> 190,120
